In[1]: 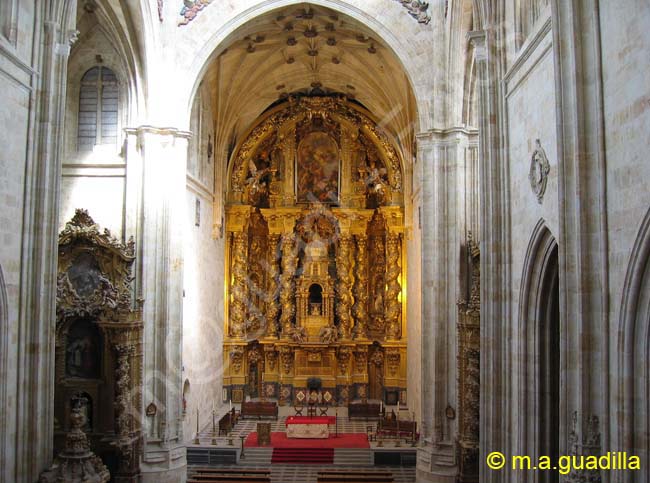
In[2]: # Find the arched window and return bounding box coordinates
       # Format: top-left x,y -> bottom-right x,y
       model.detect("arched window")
77,66 -> 119,150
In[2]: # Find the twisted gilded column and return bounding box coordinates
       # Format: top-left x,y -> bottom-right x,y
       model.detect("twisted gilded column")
229,231 -> 248,338
336,234 -> 355,339
385,232 -> 402,340
265,234 -> 281,337
279,233 -> 297,337
353,235 -> 369,339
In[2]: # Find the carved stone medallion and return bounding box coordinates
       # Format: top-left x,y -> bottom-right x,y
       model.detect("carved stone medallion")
529,139 -> 551,204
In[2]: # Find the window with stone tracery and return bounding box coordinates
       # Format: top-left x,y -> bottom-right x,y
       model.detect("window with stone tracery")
0,0 -> 17,44
517,0 -> 550,46
77,66 -> 119,150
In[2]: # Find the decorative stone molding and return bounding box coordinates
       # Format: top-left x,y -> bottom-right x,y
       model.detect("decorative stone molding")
393,0 -> 431,24
528,139 -> 551,204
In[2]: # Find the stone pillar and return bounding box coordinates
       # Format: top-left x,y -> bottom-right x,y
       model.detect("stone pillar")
124,126 -> 190,482
14,11 -> 77,482
551,1 -> 608,479
416,129 -> 474,482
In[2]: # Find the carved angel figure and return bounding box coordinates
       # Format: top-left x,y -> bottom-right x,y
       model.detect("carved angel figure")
288,326 -> 307,343
319,324 -> 339,344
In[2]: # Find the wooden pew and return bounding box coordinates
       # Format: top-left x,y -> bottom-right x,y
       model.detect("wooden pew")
377,418 -> 418,441
240,401 -> 278,420
347,402 -> 382,420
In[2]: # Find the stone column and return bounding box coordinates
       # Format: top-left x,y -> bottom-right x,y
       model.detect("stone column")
552,1 -> 609,478
15,12 -> 77,482
124,126 -> 190,482
264,233 -> 281,338
336,234 -> 355,340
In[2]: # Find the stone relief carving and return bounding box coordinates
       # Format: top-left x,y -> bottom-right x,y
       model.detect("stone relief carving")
529,139 -> 551,204
393,0 -> 431,24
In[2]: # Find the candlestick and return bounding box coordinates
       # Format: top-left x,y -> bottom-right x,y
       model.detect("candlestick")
229,399 -> 232,411
193,408 -> 200,445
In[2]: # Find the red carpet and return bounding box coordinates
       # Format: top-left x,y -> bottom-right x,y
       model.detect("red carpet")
245,432 -> 370,449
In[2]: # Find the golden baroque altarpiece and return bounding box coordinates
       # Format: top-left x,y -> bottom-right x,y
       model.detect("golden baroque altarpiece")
222,96 -> 407,406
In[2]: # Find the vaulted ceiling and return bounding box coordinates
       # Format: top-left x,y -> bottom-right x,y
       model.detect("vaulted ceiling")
201,3 -> 417,165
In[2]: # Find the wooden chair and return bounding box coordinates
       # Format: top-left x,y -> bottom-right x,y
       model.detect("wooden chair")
293,404 -> 304,416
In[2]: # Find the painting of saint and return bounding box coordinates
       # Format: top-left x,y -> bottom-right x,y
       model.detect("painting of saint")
297,132 -> 339,204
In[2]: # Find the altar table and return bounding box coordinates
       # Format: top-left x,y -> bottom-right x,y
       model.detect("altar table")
285,416 -> 336,439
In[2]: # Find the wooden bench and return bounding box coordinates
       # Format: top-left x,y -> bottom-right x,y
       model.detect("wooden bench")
347,403 -> 382,420
240,401 -> 278,420
218,408 -> 239,435
377,419 -> 418,441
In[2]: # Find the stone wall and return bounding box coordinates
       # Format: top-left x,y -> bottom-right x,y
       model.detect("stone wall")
182,85 -> 224,441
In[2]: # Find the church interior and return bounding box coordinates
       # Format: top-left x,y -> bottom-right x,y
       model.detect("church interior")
1,0 -> 649,482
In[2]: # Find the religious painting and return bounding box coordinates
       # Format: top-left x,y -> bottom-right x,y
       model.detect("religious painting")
66,319 -> 102,379
67,252 -> 102,298
297,132 -> 339,204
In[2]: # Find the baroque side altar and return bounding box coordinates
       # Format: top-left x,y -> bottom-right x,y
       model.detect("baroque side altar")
222,97 -> 407,406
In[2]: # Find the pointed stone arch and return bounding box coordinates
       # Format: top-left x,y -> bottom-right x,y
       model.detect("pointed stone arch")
517,219 -> 560,477
619,206 -> 650,483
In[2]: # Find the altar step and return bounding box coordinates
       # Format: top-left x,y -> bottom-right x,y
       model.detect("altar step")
241,447 -> 272,465
271,448 -> 334,464
334,448 -> 374,466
